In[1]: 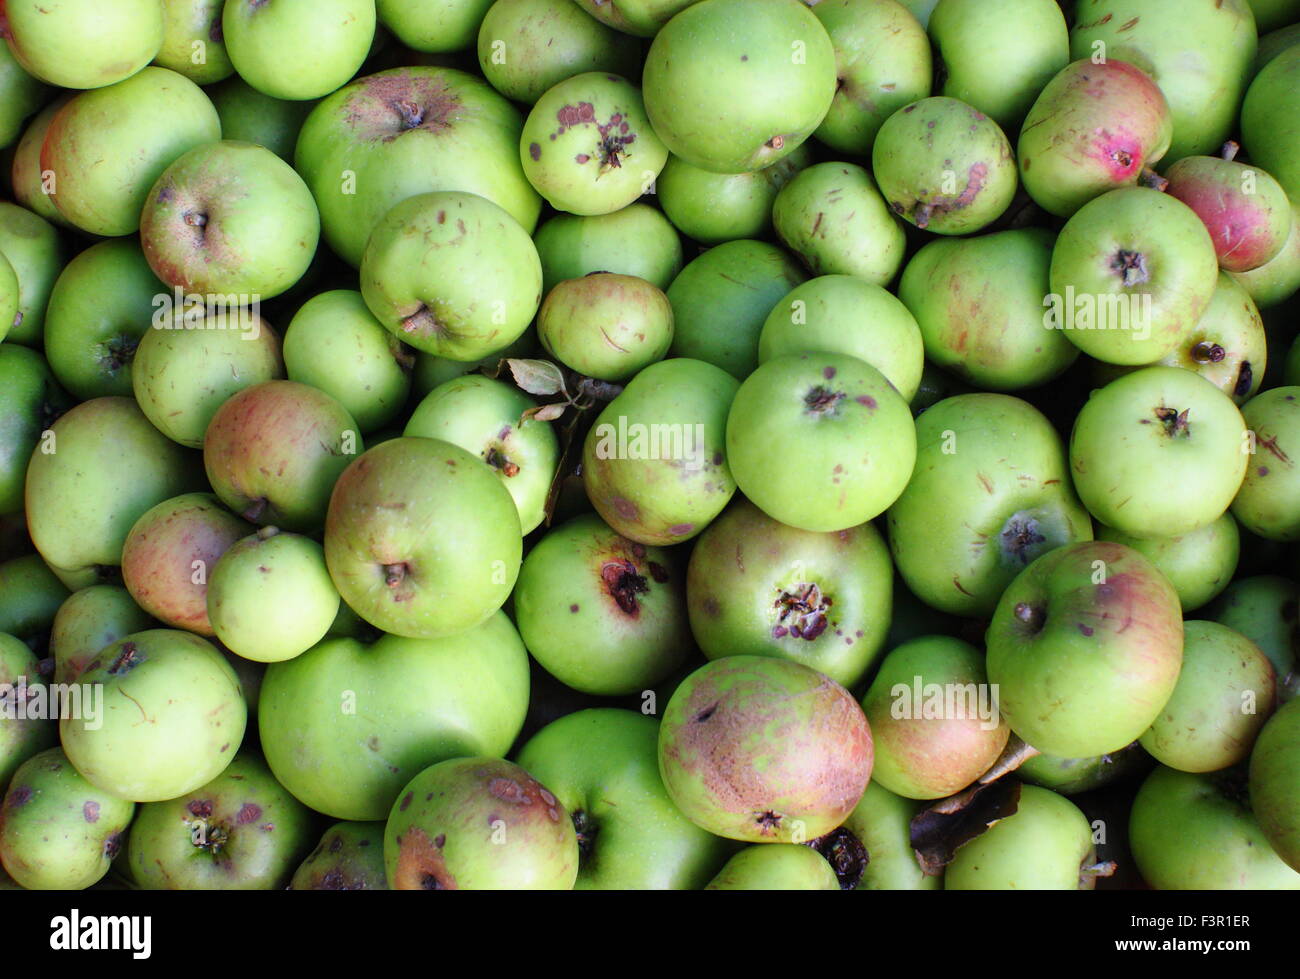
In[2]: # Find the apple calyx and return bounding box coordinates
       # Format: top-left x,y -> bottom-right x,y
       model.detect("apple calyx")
803,385 -> 845,415
107,642 -> 143,676
601,559 -> 649,615
382,562 -> 410,588
571,809 -> 598,860
806,826 -> 869,889
1000,514 -> 1047,565
772,582 -> 831,641
392,100 -> 425,130
1013,601 -> 1046,634
754,809 -> 785,835
102,833 -> 125,860
185,801 -> 231,858
484,446 -> 520,478
1191,341 -> 1227,364
1153,405 -> 1191,438
1110,248 -> 1149,287
100,334 -> 139,375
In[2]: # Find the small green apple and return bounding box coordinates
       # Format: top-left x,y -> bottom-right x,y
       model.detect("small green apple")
155,0 -> 234,84
534,203 -> 682,293
222,0 -> 375,100
1207,575 -> 1298,696
0,343 -> 71,516
49,586 -> 155,685
0,553 -> 69,643
0,632 -> 58,792
1232,386 -> 1300,541
1250,698 -> 1300,872
842,780 -> 940,890
706,844 -> 839,890
207,76 -> 316,161
0,201 -> 64,347
538,273 -> 673,381
2,0 -> 163,89
290,822 -> 388,890
1096,513 -> 1240,612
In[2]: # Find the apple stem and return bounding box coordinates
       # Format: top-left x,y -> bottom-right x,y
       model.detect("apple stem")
1079,860 -> 1118,885
977,734 -> 1041,785
1137,167 -> 1169,193
256,525 -> 280,541
1220,141 -> 1240,162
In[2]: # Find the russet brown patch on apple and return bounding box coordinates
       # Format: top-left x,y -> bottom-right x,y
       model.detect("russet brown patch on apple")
392,827 -> 458,890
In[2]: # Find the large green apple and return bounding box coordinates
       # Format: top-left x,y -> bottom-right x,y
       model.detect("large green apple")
259,613 -> 529,821
666,240 -> 806,379
582,358 -> 738,545
686,497 -> 892,688
658,656 -> 873,842
24,397 -> 200,586
1069,367 -> 1248,537
0,343 -> 71,515
132,307 -> 284,449
49,585 -> 155,684
862,636 -> 1010,800
760,275 -> 922,401
41,67 -> 220,237
140,140 -> 321,300
513,514 -> 689,695
2,0 -> 162,89
384,757 -> 578,890
126,752 -> 315,890
656,147 -> 811,246
295,66 -> 540,267
727,353 -> 916,532
323,437 -> 520,638
1129,764 -> 1300,888
898,229 -> 1078,391
0,201 -> 64,347
520,72 -> 667,216
809,0 -> 931,156
929,0 -> 1067,130
1071,0 -> 1257,162
42,239 -> 165,400
516,709 -> 733,889
0,748 -> 134,891
1232,386 -> 1300,541
222,0 -> 375,100
155,0 -> 234,84
1096,513 -> 1239,613
61,629 -> 246,802
642,0 -> 836,173
360,191 -> 541,361
534,203 -> 682,293
887,393 -> 1093,617
986,540 -> 1184,757
1250,698 -> 1300,871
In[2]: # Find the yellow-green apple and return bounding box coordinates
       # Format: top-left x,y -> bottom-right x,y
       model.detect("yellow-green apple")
535,203 -> 682,293
222,0 -> 376,100
1232,386 -> 1300,540
48,585 -> 155,684
537,273 -> 673,381
155,0 -> 234,84
1,0 -> 163,89
1097,513 -> 1240,613
207,75 -> 315,160
0,201 -> 64,346
657,145 -> 811,246
706,844 -> 838,890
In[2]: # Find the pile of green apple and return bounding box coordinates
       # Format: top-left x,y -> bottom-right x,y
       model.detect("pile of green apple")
0,0 -> 1298,892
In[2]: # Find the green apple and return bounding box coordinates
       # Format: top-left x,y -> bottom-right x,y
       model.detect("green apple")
0,343 -> 70,515
2,0 -> 163,89
986,540 -> 1184,757
656,146 -> 811,245
61,629 -> 246,802
290,822 -> 388,890
872,97 -> 1017,235
404,373 -> 558,534
476,0 -> 639,103
571,0 -> 696,35
685,497 -> 892,688
513,514 -> 689,696
121,492 -> 252,636
132,306 -> 284,449
760,274 -> 923,401
0,251 -> 17,344
0,200 -> 64,347
0,42 -> 48,149
520,72 -> 667,216
658,656 -> 873,842
887,393 -> 1093,617
929,0 -> 1067,130
223,0 -> 375,100
0,553 -> 68,643
516,708 -> 734,889
1071,0 -> 1257,162
207,75 -> 316,161
1232,203 -> 1300,309
642,0 -> 836,173
1232,386 -> 1300,541
945,784 -> 1095,890
24,397 -> 199,585
203,380 -> 360,531
1207,575 -> 1299,695
1096,512 -> 1240,613
666,240 -> 806,379
42,240 -> 164,400
772,162 -> 906,286
360,190 -> 541,361
1018,742 -> 1154,796
1018,59 -> 1172,218
1129,765 -> 1300,888
1069,367 -> 1248,537
40,67 -> 220,237
127,752 -> 314,890
140,140 -> 320,300
155,0 -> 234,84
323,437 -> 520,638
0,748 -> 134,891
385,757 -> 578,890
260,613 -> 528,820
538,273 -> 673,381
1140,620 -> 1276,772
1250,698 -> 1300,871
727,353 -> 916,532
842,780 -> 939,890
49,586 -> 155,685
862,636 -> 1010,800
294,65 -> 540,267
534,203 -> 682,293
898,228 -> 1078,391
378,0 -> 492,52
207,527 -> 339,663
0,632 -> 57,792
11,95 -> 72,227
581,357 -> 738,545
706,844 -> 838,890
283,290 -> 411,434
809,0 -> 931,156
